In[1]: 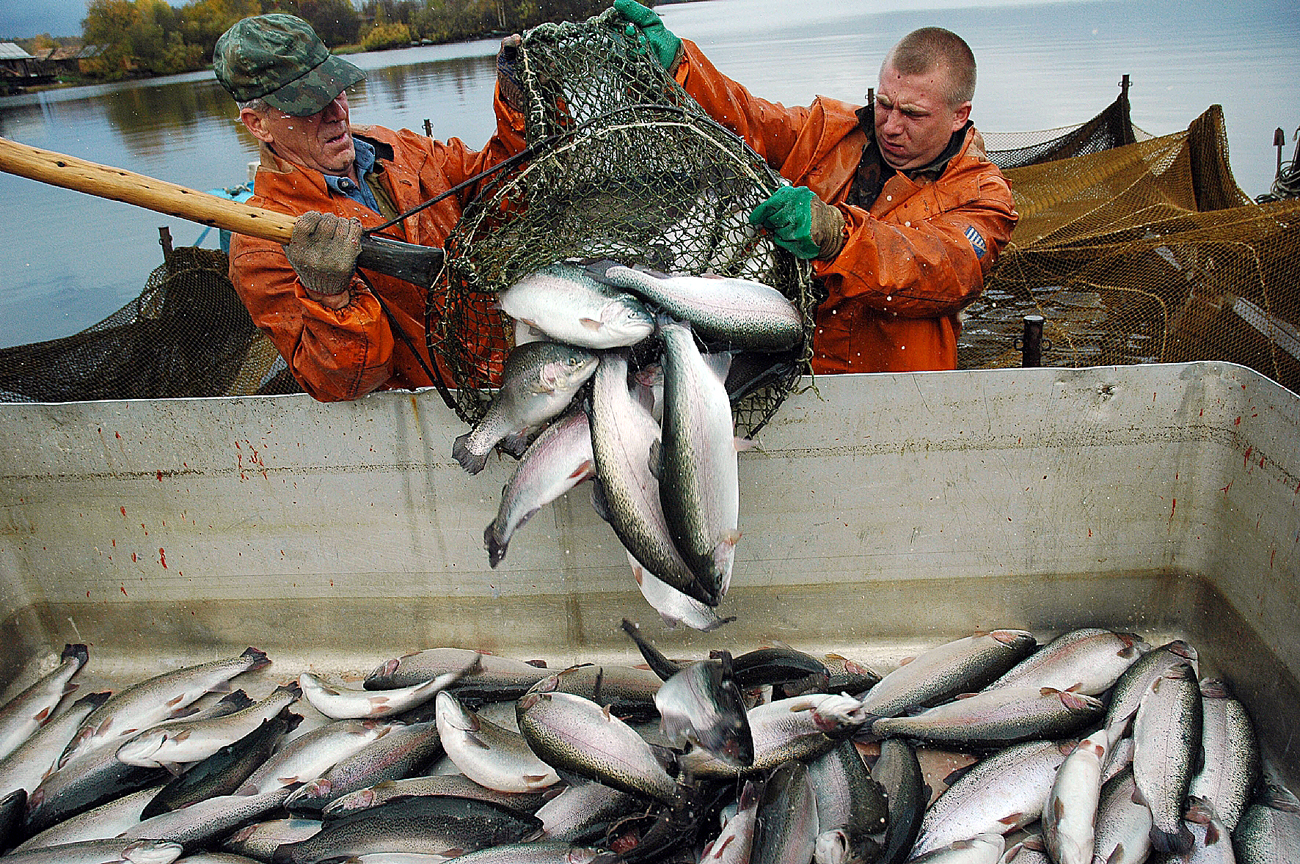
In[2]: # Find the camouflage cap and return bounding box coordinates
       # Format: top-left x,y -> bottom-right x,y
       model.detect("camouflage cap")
214,14 -> 365,117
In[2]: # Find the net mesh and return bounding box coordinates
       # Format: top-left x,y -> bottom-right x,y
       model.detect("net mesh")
427,9 -> 815,436
1,77 -> 1298,406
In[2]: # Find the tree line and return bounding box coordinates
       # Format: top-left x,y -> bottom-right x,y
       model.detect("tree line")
74,0 -> 620,81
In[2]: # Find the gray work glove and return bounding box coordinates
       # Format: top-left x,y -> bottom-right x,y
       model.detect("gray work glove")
285,212 -> 363,299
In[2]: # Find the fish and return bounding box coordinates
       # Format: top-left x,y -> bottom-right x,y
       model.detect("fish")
434,841 -> 615,863
1231,782 -> 1300,863
588,350 -> 716,607
730,645 -> 830,693
284,720 -> 445,815
1093,767 -> 1153,864
0,690 -> 109,799
1040,730 -> 1107,864
366,649 -> 551,698
515,689 -> 677,805
0,788 -> 25,853
300,662 -> 474,719
597,264 -> 804,351
751,760 -> 819,864
498,262 -> 654,350
655,316 -> 742,604
321,775 -> 552,822
221,817 -> 322,861
869,687 -> 1105,749
699,779 -> 760,864
986,629 -> 1148,696
786,653 -> 880,700
238,718 -> 397,796
141,707 -> 301,818
629,553 -> 735,632
807,740 -> 887,864
116,683 -> 300,772
1131,662 -> 1202,854
540,664 -> 663,722
1187,677 -> 1260,831
270,792 -> 543,863
856,631 -> 1037,719
484,408 -> 595,568
452,341 -> 599,475
908,833 -> 1005,863
120,786 -> 295,847
1104,640 -> 1198,745
910,739 -> 1070,857
435,691 -> 559,793
0,644 -> 88,762
654,654 -> 753,767
871,737 -> 927,864
998,834 -> 1051,864
0,838 -> 183,864
1170,796 -> 1237,864
534,780 -> 640,844
58,647 -> 270,769
14,785 -> 161,850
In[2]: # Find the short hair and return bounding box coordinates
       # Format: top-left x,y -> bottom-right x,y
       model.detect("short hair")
236,97 -> 270,113
883,27 -> 976,107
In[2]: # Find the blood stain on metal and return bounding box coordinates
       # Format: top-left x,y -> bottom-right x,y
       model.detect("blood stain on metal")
159,548 -> 167,569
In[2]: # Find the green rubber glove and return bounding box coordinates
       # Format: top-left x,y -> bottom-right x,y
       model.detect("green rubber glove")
749,185 -> 823,259
613,0 -> 682,72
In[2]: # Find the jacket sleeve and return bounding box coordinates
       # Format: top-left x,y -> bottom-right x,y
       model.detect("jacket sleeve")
817,171 -> 1017,319
675,39 -> 810,172
229,235 -> 397,402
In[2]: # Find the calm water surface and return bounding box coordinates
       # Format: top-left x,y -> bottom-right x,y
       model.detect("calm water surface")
0,0 -> 1296,347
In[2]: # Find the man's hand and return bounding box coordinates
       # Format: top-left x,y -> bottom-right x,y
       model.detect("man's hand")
749,185 -> 846,261
285,212 -> 362,307
497,34 -> 524,113
613,0 -> 682,73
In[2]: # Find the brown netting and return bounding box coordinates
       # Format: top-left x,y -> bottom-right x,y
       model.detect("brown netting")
962,103 -> 1300,396
0,247 -> 297,402
426,9 -> 815,437
983,78 -> 1146,170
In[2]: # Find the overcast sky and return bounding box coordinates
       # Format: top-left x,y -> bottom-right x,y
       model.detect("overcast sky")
3,0 -> 94,40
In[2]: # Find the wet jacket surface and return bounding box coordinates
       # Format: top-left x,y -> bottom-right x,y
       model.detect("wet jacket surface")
229,98 -> 526,401
676,40 -> 1019,374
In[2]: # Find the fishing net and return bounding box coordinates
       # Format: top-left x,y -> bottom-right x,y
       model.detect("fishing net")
426,8 -> 815,437
962,103 -> 1300,396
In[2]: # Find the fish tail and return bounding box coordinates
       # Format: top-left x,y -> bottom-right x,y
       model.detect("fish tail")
241,647 -> 271,671
453,432 -> 487,474
62,643 -> 90,666
1149,822 -> 1194,854
484,522 -> 509,569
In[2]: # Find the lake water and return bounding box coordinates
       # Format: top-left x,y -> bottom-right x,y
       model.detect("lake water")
0,0 -> 1296,348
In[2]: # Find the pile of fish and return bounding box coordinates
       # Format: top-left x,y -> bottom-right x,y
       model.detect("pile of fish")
0,626 -> 1296,864
453,260 -> 806,630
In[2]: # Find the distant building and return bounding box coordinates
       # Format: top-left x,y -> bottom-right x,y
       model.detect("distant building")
0,42 -> 39,87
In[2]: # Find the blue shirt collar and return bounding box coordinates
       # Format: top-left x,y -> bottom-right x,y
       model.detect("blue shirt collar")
323,137 -> 380,214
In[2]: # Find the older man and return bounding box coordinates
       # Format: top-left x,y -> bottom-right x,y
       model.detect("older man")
617,1 -> 1018,374
214,14 -> 527,401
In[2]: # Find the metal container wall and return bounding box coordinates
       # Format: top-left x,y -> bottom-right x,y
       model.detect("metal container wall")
1,361 -> 1296,783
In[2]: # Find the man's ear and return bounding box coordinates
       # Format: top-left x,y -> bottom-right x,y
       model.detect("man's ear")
239,107 -> 274,145
951,100 -> 972,131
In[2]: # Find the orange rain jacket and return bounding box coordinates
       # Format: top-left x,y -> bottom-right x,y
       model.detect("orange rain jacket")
675,41 -> 1018,374
228,94 -> 526,402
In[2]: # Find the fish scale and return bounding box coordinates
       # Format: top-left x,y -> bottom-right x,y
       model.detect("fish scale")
1131,661 -> 1202,855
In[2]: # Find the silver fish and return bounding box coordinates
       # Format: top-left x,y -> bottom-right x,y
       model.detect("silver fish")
116,683 -> 300,770
284,720 -> 445,815
535,780 -> 639,843
239,718 -> 396,795
871,687 -> 1105,748
120,786 -> 294,847
499,262 -> 654,350
752,760 -> 819,864
1132,662 -> 1202,854
0,690 -> 108,798
515,689 -> 677,805
985,628 -> 1148,696
59,647 -> 270,769
1169,796 -> 1237,864
0,838 -> 183,864
808,740 -> 887,864
14,785 -> 161,850
1188,677 -> 1259,831
911,739 -> 1070,857
300,662 -> 472,719
909,834 -> 1005,863
322,775 -> 551,821
628,552 -> 735,632
871,737 -> 927,864
699,779 -> 759,864
452,342 -> 599,475
366,648 -> 551,695
1040,730 -> 1107,864
655,317 -> 741,604
598,264 -> 803,351
1231,782 -> 1300,864
436,691 -> 559,793
1104,640 -> 1199,745
221,818 -> 321,861
1101,732 -> 1135,785
857,631 -> 1037,718
998,834 -> 1051,864
1093,767 -> 1153,864
655,656 -> 752,767
484,408 -> 594,568
0,644 -> 88,761
589,351 -> 712,606
434,841 -> 613,863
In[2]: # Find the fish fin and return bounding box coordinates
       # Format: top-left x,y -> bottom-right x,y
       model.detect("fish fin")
1105,844 -> 1125,864
579,317 -> 604,331
485,521 -> 512,570
954,692 -> 979,700
33,706 -> 51,723
734,436 -> 757,452
1149,823 -> 1194,854
898,656 -> 915,666
648,439 -> 662,481
235,783 -> 260,796
241,646 -> 272,671
162,761 -> 185,777
453,432 -> 488,474
62,643 -> 90,666
570,458 -> 595,481
590,479 -> 612,523
501,430 -> 531,458
999,812 -> 1026,826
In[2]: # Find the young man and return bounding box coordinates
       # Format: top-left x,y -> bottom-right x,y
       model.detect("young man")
617,0 -> 1018,374
215,14 -> 527,400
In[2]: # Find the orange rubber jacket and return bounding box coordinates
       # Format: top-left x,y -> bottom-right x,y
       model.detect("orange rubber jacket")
228,93 -> 527,401
676,40 -> 1018,374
